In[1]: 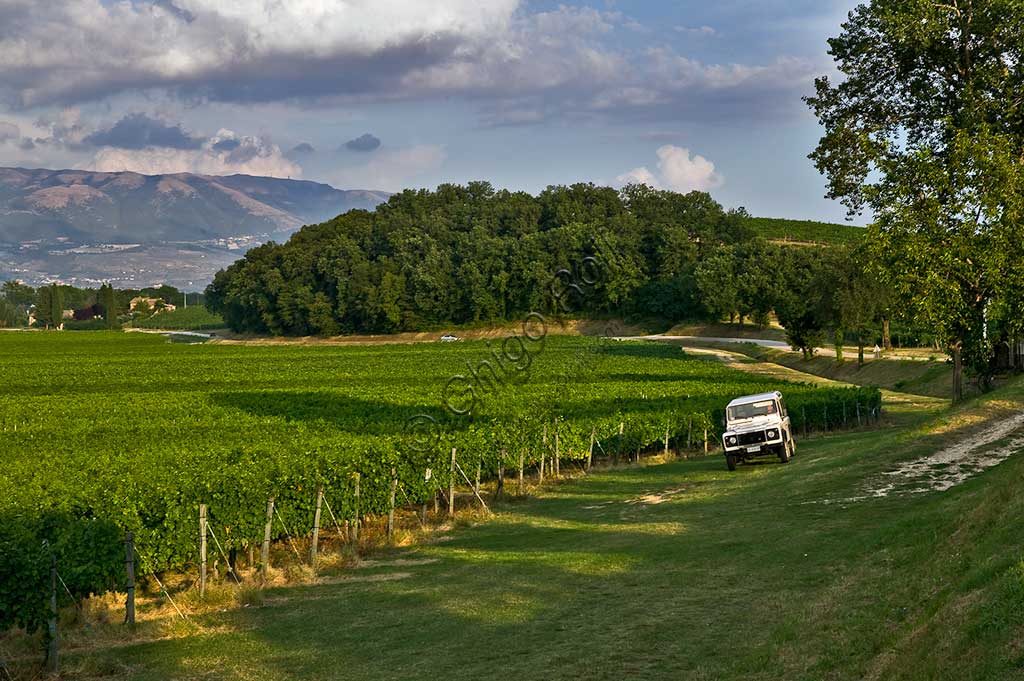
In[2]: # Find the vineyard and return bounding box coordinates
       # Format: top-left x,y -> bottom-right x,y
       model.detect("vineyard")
743,216 -> 866,245
130,306 -> 226,331
0,332 -> 880,635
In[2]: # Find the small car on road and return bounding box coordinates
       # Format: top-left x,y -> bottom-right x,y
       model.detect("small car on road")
721,391 -> 795,471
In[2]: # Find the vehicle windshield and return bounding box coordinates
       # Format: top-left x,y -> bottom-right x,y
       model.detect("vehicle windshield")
728,400 -> 777,422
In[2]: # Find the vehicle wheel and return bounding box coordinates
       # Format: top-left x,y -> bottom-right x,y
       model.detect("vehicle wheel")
779,441 -> 791,464
726,453 -> 738,471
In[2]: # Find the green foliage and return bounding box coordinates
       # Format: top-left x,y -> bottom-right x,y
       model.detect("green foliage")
741,217 -> 865,245
132,306 -> 224,331
34,284 -> 65,328
2,280 -> 35,307
807,0 -> 1024,400
205,183 -> 763,335
0,332 -> 879,588
0,512 -> 122,634
63,318 -> 113,331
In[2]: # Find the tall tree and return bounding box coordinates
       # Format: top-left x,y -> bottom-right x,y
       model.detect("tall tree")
99,284 -> 119,329
807,0 -> 1024,401
35,284 -> 65,329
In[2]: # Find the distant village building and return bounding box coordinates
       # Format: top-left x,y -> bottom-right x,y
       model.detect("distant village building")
130,296 -> 176,314
61,309 -> 75,320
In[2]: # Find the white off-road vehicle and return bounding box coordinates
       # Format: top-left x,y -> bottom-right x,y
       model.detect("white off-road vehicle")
721,391 -> 795,471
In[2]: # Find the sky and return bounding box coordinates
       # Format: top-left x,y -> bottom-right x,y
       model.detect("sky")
0,0 -> 861,223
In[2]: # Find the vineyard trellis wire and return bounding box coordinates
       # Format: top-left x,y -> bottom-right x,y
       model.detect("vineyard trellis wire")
0,332 -> 882,653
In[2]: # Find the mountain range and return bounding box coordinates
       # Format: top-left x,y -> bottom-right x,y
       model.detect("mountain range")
0,168 -> 390,288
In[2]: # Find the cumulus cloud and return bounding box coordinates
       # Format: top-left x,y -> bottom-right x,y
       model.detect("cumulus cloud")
91,129 -> 300,178
0,2 -> 817,127
0,121 -> 18,143
343,133 -> 382,153
0,0 -> 519,107
84,113 -> 204,150
331,145 -> 445,191
617,145 -> 724,193
675,25 -> 717,36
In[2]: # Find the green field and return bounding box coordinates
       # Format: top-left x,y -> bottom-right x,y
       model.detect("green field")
130,306 -> 225,330
3,333 -> 1023,679
0,332 -> 876,637
54,373 -> 1024,680
745,217 -> 866,246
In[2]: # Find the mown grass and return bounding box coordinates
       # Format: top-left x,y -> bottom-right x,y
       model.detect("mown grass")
58,376 -> 1024,680
693,340 -> 959,400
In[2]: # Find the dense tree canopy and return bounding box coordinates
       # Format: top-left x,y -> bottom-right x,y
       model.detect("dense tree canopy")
206,182 -> 760,335
808,0 -> 1024,400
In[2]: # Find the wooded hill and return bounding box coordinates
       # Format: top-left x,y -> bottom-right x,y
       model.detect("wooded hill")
205,182 -> 880,353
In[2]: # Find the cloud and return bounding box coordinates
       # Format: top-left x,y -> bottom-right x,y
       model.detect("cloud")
0,2 -> 818,127
0,0 -> 520,107
90,129 -> 300,178
32,109 -> 94,151
285,142 -> 316,161
84,113 -> 204,150
331,145 -> 445,191
343,133 -> 381,153
0,121 -> 18,143
674,25 -> 717,36
616,145 -> 724,193
212,138 -> 241,152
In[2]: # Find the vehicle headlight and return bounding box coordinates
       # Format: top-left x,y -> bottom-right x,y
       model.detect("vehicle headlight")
726,436 -> 737,445
767,429 -> 778,439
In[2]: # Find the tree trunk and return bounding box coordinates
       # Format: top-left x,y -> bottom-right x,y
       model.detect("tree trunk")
952,344 -> 963,403
857,344 -> 865,367
834,329 -> 844,365
882,317 -> 892,351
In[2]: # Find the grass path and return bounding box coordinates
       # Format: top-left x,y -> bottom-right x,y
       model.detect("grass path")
60,360 -> 1024,680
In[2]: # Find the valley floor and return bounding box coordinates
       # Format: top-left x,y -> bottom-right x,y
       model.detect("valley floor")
52,353 -> 1024,680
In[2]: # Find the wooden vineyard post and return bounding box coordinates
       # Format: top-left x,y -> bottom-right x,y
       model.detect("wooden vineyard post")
686,417 -> 692,450
47,553 -> 58,675
496,449 -> 506,499
703,428 -> 708,455
261,497 -> 274,583
387,469 -> 398,542
616,422 -> 623,464
311,485 -> 324,569
586,427 -> 595,472
539,426 -> 546,484
199,504 -> 208,598
449,448 -> 457,515
352,473 -> 361,543
664,426 -> 670,457
554,418 -> 560,478
124,531 -> 136,625
856,401 -> 862,427
518,449 -> 525,493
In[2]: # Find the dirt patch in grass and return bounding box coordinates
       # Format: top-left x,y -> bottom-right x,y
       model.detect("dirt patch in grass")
867,410 -> 1024,497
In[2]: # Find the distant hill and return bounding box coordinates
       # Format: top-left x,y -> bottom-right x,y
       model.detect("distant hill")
742,216 -> 866,246
0,167 -> 390,245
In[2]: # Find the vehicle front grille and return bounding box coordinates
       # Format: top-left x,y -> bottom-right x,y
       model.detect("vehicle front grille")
738,431 -> 767,446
